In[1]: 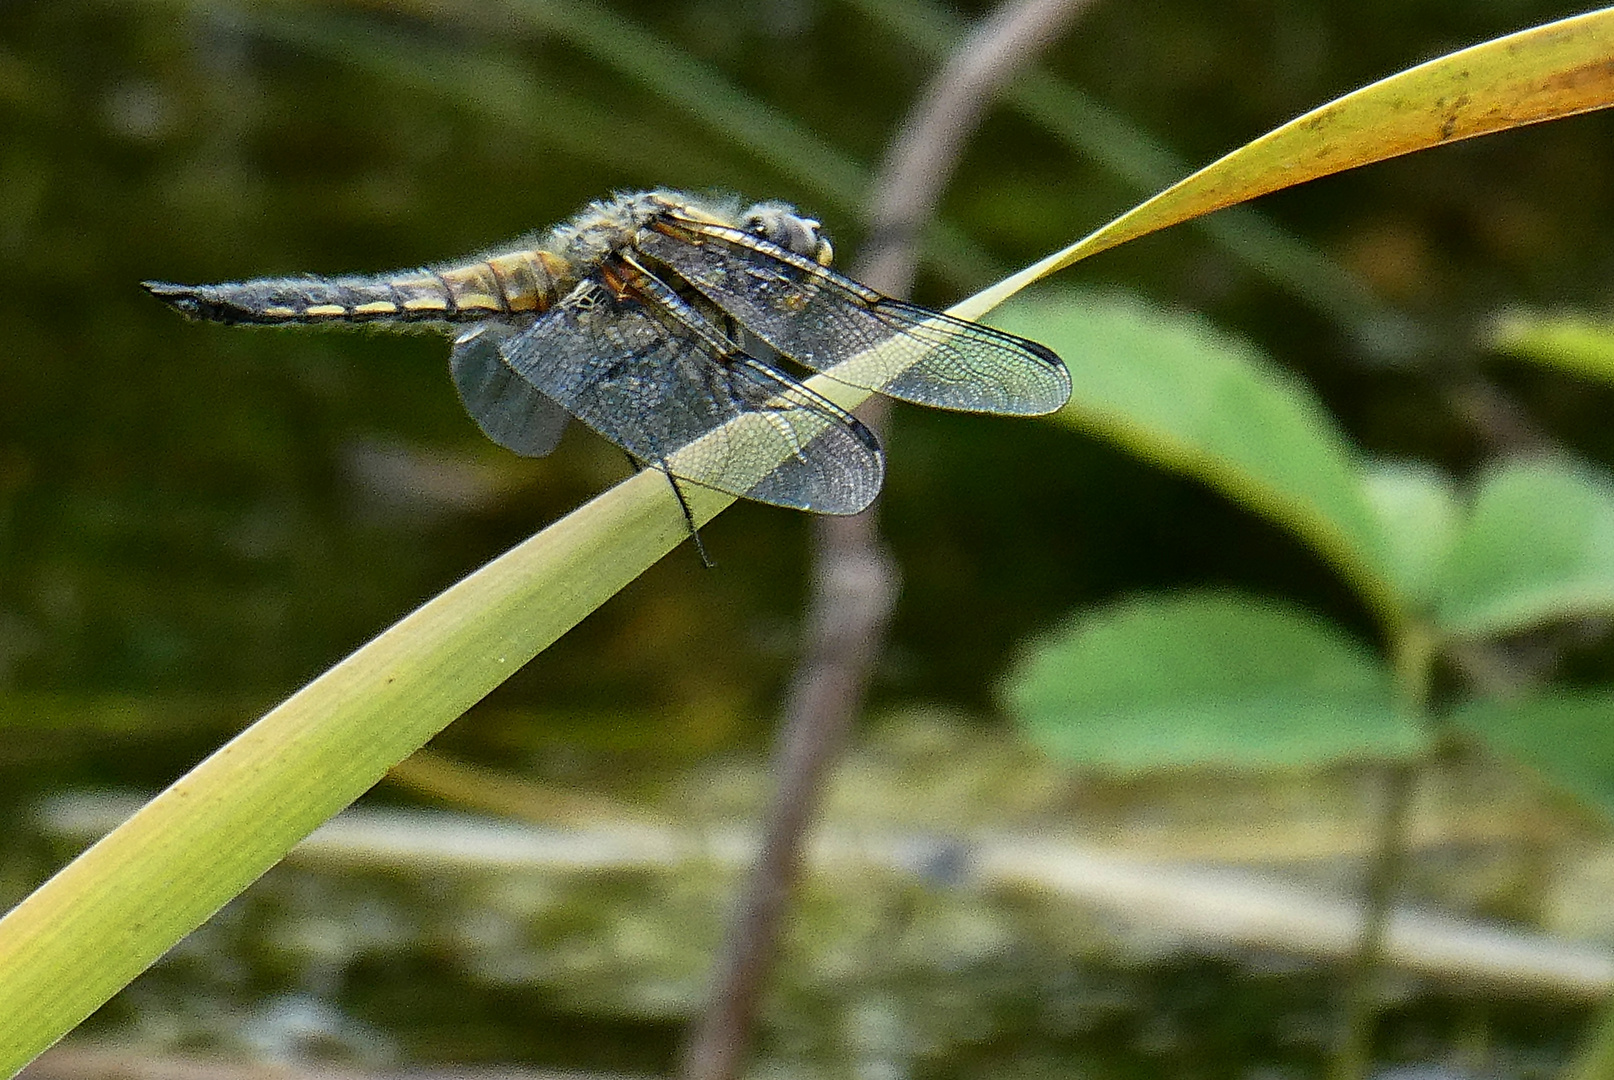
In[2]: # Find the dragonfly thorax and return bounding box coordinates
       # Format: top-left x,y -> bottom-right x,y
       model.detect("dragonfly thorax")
547,191 -> 834,275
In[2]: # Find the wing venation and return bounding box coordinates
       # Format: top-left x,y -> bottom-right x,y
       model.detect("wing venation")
639,219 -> 1071,416
496,276 -> 884,514
450,323 -> 571,457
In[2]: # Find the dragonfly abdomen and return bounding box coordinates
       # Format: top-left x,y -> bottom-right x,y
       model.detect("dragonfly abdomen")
143,249 -> 566,327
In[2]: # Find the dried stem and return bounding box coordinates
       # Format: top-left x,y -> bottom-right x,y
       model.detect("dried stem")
677,2 -> 1094,1078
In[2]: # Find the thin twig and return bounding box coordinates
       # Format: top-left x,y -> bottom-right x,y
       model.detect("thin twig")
1331,624 -> 1436,1080
676,3 -> 1093,1078
1331,760 -> 1421,1080
858,0 -> 1096,296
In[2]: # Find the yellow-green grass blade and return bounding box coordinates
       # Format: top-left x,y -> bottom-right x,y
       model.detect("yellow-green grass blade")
0,468 -> 726,1072
845,0 -> 1391,341
0,334 -> 877,1069
959,7 -> 1614,321
0,277 -> 883,1074
1491,311 -> 1614,384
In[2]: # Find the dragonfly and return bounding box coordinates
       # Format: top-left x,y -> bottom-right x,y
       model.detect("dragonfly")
144,189 -> 1070,523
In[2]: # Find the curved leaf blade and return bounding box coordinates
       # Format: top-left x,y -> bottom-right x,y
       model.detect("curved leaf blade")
959,8 -> 1614,320
991,290 -> 1397,617
1491,311 -> 1614,385
0,469 -> 731,1071
1361,460 -> 1463,611
847,0 -> 1394,340
1435,456 -> 1614,638
1454,691 -> 1614,818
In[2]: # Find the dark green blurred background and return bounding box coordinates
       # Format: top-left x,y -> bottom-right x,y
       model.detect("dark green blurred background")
4,0 -> 1608,779
2,0 -> 1614,1071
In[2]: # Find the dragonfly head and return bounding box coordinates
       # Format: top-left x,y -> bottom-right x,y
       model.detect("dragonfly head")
741,202 -> 834,267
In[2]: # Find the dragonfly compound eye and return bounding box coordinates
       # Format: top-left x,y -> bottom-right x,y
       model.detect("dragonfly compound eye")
741,202 -> 829,262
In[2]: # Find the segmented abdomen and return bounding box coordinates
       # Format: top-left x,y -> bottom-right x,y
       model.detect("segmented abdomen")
144,249 -> 567,326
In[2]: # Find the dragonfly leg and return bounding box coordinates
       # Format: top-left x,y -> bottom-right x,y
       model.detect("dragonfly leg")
624,452 -> 714,569
666,473 -> 714,570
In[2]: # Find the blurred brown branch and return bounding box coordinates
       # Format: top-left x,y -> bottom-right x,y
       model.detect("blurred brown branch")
676,2 -> 1095,1078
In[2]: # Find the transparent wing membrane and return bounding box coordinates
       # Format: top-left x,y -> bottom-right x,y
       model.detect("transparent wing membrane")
640,219 -> 1072,416
497,276 -> 884,514
450,324 -> 571,458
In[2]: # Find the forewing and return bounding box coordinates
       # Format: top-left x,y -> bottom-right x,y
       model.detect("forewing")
450,323 -> 570,457
637,220 -> 1072,415
496,279 -> 884,514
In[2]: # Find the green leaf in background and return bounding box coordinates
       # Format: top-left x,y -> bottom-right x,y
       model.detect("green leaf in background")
1360,460 -> 1462,612
1491,311 -> 1614,385
991,290 -> 1395,618
1434,457 -> 1614,638
1002,590 -> 1423,772
1453,691 -> 1614,816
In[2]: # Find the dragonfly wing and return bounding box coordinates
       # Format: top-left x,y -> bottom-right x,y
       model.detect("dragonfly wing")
638,219 -> 1071,416
450,323 -> 570,457
497,279 -> 885,514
